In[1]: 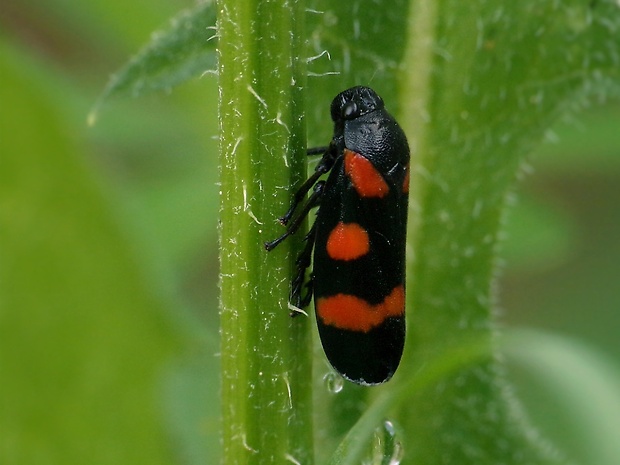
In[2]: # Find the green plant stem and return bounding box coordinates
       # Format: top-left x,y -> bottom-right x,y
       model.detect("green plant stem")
218,0 -> 311,464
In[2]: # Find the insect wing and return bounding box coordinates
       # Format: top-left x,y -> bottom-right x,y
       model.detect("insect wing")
313,145 -> 409,385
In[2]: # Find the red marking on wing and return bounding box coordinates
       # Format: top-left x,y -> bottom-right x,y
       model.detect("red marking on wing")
316,285 -> 405,332
344,149 -> 389,198
402,163 -> 410,194
326,222 -> 370,261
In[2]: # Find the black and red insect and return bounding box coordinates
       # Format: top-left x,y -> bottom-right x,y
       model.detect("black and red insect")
265,86 -> 410,385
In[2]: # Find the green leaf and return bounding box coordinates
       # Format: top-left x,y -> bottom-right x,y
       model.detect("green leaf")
0,42 -> 178,464
392,1 -> 620,464
91,1 -> 217,120
303,1 -> 620,464
503,329 -> 620,465
326,336 -> 492,465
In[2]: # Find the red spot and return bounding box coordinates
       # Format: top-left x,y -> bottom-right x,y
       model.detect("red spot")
326,222 -> 370,261
344,149 -> 389,198
316,285 -> 405,332
402,163 -> 410,194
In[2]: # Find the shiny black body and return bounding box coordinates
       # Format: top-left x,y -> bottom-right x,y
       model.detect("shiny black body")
265,86 -> 410,385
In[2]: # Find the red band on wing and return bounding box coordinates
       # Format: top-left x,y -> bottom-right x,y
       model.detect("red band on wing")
316,285 -> 405,332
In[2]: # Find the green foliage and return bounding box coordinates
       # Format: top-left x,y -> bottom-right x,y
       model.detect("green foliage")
217,1 -> 312,464
91,2 -> 217,121
0,43 -> 178,464
4,0 -> 620,464
503,329 -> 620,465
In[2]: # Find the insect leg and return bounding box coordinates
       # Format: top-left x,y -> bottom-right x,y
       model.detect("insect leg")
277,145 -> 335,226
290,220 -> 318,309
307,146 -> 329,156
264,180 -> 324,251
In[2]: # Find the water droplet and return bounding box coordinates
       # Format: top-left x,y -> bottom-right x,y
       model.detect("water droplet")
323,371 -> 344,394
366,420 -> 404,465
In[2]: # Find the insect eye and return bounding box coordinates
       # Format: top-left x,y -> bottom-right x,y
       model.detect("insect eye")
342,102 -> 358,119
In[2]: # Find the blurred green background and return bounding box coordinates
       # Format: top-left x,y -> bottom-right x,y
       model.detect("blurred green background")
1,0 -> 619,464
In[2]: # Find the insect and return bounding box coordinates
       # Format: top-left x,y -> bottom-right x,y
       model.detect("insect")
265,86 -> 410,385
